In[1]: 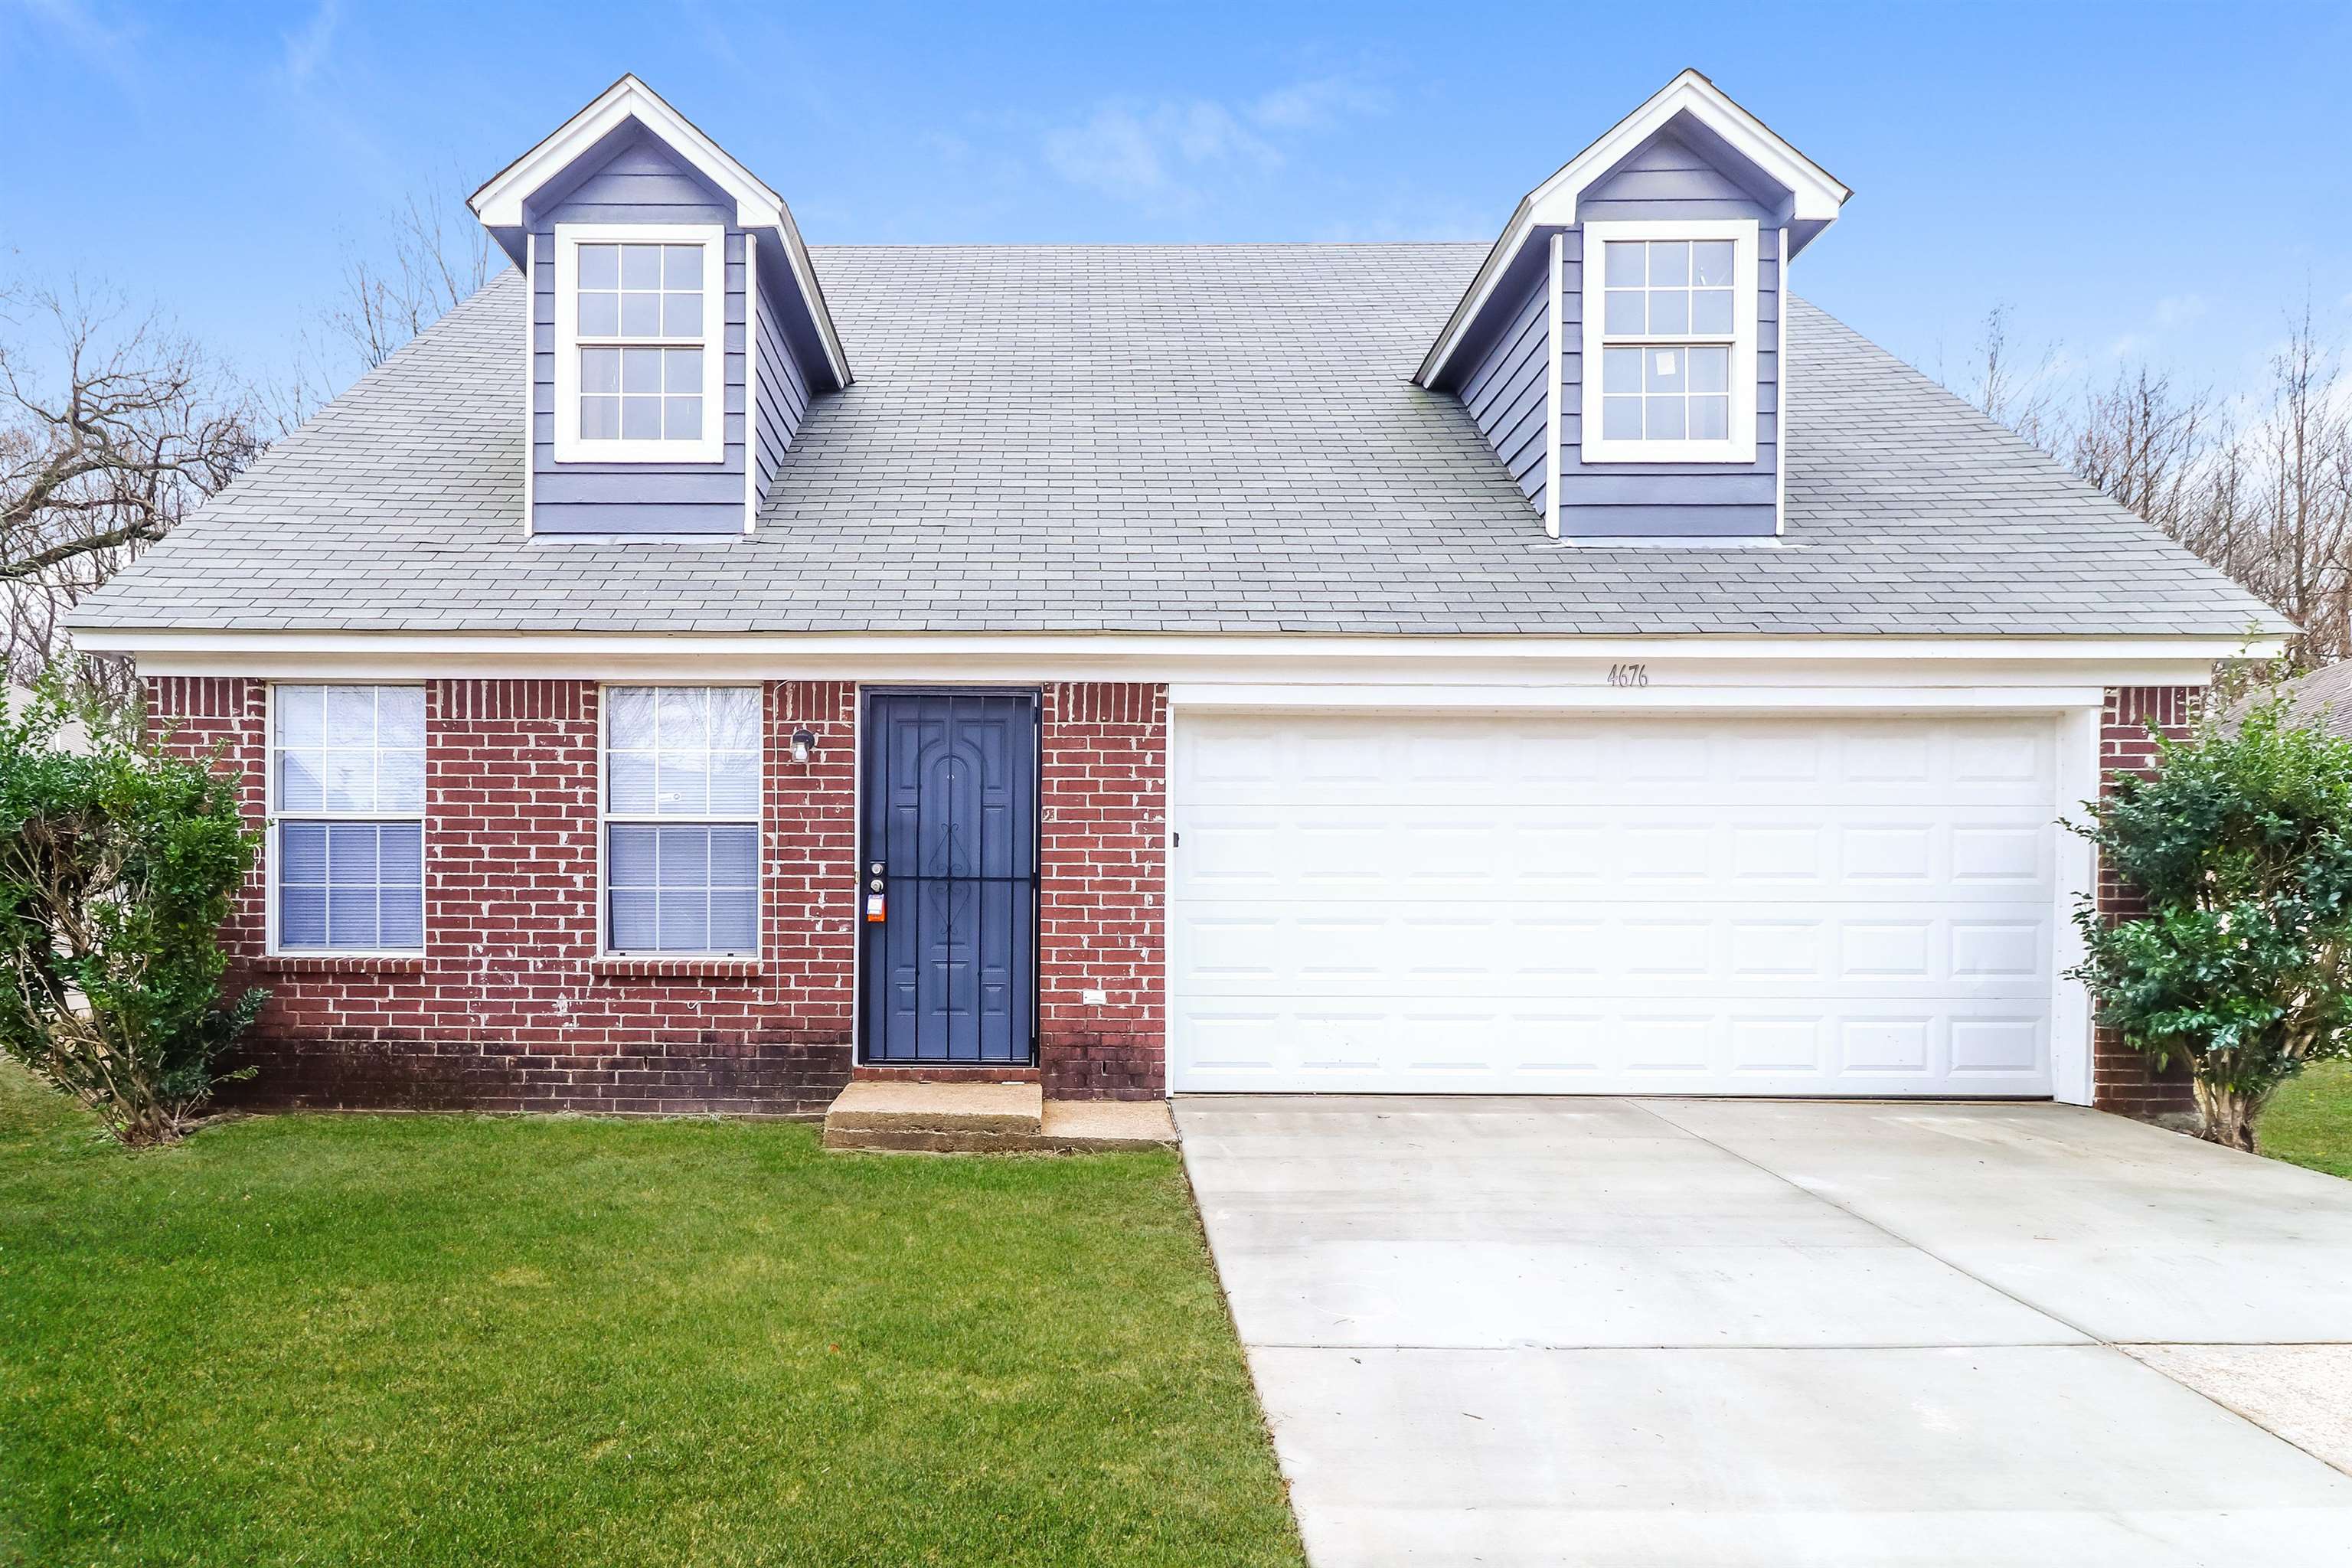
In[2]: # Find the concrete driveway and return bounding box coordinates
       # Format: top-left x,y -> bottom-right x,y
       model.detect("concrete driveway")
1178,1096 -> 2352,1567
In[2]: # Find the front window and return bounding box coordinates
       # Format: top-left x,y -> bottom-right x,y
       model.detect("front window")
270,684 -> 426,953
603,686 -> 760,955
553,225 -> 724,463
1579,220 -> 1758,463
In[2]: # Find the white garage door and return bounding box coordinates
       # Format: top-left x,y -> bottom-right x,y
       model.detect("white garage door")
1169,712 -> 2061,1096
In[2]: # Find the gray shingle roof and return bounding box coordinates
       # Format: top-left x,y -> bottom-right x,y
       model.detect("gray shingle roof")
71,243 -> 2284,638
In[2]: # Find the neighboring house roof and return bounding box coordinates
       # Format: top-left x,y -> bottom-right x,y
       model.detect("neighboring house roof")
70,243 -> 2284,639
2235,662 -> 2352,739
2,688 -> 90,753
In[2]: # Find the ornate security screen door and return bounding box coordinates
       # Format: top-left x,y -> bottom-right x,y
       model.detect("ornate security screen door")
859,691 -> 1040,1064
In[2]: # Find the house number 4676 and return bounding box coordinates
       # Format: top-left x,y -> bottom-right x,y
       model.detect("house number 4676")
1606,662 -> 1650,688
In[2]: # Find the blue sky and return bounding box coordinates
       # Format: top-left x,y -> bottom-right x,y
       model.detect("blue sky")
5,0 -> 2350,407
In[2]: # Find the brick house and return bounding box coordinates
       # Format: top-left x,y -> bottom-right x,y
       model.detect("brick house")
71,73 -> 2283,1121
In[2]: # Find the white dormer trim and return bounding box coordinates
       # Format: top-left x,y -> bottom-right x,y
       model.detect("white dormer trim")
1417,69 -> 1847,388
743,232 -> 760,536
470,74 -> 851,390
1543,230 -> 1563,538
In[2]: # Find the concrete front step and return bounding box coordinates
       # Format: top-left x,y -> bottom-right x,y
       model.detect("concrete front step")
822,1080 -> 1176,1153
826,1080 -> 1043,1137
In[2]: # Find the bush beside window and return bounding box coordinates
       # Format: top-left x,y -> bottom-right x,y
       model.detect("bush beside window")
0,685 -> 266,1145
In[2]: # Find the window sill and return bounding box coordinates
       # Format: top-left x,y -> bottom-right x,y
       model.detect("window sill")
253,954 -> 426,975
549,442 -> 728,466
590,956 -> 764,980
1577,441 -> 1757,466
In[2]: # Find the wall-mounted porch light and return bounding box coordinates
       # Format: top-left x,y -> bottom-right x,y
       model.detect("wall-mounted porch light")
789,728 -> 817,765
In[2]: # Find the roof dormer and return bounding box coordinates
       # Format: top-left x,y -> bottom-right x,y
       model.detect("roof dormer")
1421,70 -> 1850,541
470,76 -> 846,536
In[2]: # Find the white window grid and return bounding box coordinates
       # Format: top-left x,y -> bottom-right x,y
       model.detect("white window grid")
551,223 -> 725,465
598,684 -> 763,958
266,683 -> 428,956
1578,218 -> 1760,466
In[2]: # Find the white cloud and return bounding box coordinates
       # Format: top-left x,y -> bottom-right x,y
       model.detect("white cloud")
1250,75 -> 1389,132
1042,106 -> 1175,202
10,0 -> 145,90
1041,100 -> 1276,208
2105,293 -> 2215,363
280,0 -> 340,84
1038,72 -> 1387,212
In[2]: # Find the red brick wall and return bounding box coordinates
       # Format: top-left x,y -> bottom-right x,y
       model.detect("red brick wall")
1038,682 -> 1168,1099
2092,684 -> 2201,1119
145,675 -> 2187,1117
145,677 -> 1170,1115
149,678 -> 861,1117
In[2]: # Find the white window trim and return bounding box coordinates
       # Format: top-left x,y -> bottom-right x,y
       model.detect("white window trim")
1578,217 -> 1759,466
264,681 -> 428,959
552,222 -> 726,465
596,684 -> 764,959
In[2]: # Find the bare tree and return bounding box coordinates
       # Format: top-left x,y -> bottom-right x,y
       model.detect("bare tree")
2066,365 -> 2213,541
1958,304 -> 2064,453
1965,294 -> 2352,668
327,187 -> 492,371
0,283 -> 258,685
1,185 -> 488,681
268,183 -> 494,437
2239,305 -> 2352,662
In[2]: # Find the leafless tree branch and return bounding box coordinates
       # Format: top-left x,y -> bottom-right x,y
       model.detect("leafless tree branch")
1968,296 -> 2352,668
322,185 -> 492,374
0,280 -> 257,686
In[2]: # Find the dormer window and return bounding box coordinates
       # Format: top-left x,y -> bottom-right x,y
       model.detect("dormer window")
552,223 -> 724,463
1579,219 -> 1760,466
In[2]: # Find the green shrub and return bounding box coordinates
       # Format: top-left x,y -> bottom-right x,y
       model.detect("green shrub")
2068,697 -> 2352,1148
0,682 -> 265,1145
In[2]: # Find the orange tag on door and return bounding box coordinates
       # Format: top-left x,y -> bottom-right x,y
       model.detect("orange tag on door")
865,893 -> 886,923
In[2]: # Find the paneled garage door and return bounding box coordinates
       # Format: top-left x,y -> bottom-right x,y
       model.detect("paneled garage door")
1168,712 -> 2061,1096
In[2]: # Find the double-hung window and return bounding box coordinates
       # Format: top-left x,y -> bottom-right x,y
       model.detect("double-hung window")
1579,219 -> 1759,464
270,684 -> 426,953
552,224 -> 724,464
603,686 -> 760,956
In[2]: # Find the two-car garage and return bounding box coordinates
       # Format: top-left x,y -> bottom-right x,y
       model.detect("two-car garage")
1167,710 -> 2067,1097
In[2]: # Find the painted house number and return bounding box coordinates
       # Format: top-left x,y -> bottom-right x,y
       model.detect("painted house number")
1606,662 -> 1650,688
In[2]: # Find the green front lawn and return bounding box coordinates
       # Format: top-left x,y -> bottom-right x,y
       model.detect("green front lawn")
2262,1060 -> 2352,1181
0,1068 -> 1302,1567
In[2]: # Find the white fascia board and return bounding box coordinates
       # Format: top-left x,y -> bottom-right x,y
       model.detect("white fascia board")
469,75 -> 851,389
80,629 -> 2269,688
1418,69 -> 1850,387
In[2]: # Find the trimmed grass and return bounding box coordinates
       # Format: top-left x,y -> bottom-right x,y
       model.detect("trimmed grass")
2262,1060 -> 2352,1181
0,1068 -> 1302,1567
